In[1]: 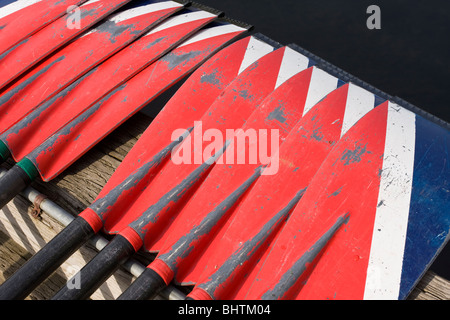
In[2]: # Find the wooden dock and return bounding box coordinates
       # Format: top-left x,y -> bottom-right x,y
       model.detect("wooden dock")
0,112 -> 448,300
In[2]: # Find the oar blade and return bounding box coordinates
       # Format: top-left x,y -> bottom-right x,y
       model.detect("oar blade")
179,81 -> 383,296
0,0 -> 133,90
30,20 -> 250,182
0,0 -> 88,55
97,43 -> 294,237
243,102 -> 450,300
148,62 -> 340,286
0,0 -> 187,134
0,7 -> 221,164
94,34 -> 275,200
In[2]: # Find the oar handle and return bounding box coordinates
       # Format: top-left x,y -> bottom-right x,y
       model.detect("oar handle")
0,215 -> 96,300
0,163 -> 35,209
51,234 -> 136,300
117,267 -> 166,300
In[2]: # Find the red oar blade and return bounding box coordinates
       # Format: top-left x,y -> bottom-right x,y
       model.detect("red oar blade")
93,34 -> 276,204
0,7 -> 221,164
28,21 -> 249,181
100,45 -> 313,248
0,0 -> 132,90
181,82 -> 384,298
0,0 -> 187,134
0,0 -> 88,55
146,64 -> 340,286
243,101 -> 450,300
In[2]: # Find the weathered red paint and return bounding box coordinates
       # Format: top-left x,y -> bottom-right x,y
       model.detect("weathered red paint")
0,0 -> 88,55
148,66 -> 316,286
0,1 -> 186,135
186,83 -> 381,299
94,34 -> 271,202
241,102 -> 390,300
0,0 -> 132,90
2,9 -> 219,164
101,45 -> 289,242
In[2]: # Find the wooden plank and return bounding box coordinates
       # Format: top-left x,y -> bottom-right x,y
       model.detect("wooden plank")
0,111 -> 448,300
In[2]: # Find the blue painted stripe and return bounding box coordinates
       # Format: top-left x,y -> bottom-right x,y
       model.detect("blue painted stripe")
0,0 -> 17,9
400,115 -> 450,299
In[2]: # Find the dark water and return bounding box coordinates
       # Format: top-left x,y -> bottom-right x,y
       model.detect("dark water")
198,0 -> 450,281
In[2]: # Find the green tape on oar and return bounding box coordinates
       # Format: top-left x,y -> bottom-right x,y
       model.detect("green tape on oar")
0,140 -> 10,162
16,158 -> 39,181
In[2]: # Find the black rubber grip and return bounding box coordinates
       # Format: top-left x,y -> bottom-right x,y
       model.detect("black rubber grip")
0,216 -> 96,300
0,165 -> 32,209
51,234 -> 136,300
117,267 -> 166,300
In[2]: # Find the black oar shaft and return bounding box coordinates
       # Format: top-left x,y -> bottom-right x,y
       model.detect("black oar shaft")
117,268 -> 166,300
0,163 -> 35,209
52,234 -> 136,300
0,216 -> 96,300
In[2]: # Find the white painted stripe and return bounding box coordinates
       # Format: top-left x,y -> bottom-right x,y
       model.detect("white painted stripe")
274,46 -> 309,89
364,102 -> 416,300
146,10 -> 217,35
237,36 -> 274,75
302,67 -> 339,116
109,1 -> 182,24
0,0 -> 42,20
179,23 -> 245,47
340,83 -> 375,137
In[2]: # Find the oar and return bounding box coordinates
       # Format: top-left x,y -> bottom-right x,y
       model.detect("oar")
242,101 -> 450,300
179,82 -> 384,300
0,0 -> 133,91
115,63 -> 338,300
0,6 -> 220,158
0,0 -> 189,135
0,8 -> 227,163
117,167 -> 264,300
259,213 -> 350,300
46,43 -> 307,299
187,189 -> 306,300
52,142 -> 231,300
0,31 -> 262,300
99,45 -> 312,239
0,0 -> 88,55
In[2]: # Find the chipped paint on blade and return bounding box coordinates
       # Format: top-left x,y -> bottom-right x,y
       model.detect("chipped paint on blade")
1,7 -> 218,164
261,214 -> 350,300
188,189 -> 305,300
0,0 -> 186,135
0,0 -> 132,90
0,0 -> 88,55
179,82 -> 382,296
99,44 -> 290,237
125,144 -> 230,246
26,22 -> 246,183
241,101 -> 449,300
152,167 -> 263,285
157,66 -> 340,287
85,129 -> 193,223
364,103 -> 416,299
93,34 -> 268,209
150,65 -> 322,286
